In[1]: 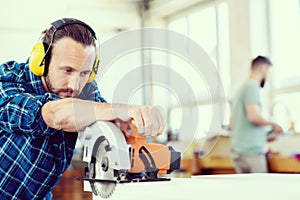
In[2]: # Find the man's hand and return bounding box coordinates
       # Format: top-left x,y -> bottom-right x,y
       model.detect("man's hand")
266,122 -> 283,143
271,122 -> 283,134
110,104 -> 166,137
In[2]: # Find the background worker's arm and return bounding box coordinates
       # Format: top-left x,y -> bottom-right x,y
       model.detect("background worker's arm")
246,103 -> 283,134
41,98 -> 165,136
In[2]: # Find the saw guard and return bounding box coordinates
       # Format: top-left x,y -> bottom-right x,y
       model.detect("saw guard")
78,121 -> 131,171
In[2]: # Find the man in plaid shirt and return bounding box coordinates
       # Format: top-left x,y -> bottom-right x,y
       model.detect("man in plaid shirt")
0,18 -> 165,200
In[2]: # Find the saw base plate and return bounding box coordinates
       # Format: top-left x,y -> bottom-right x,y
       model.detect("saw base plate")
76,176 -> 171,184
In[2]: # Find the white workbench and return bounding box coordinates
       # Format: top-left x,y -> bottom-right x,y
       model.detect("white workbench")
93,173 -> 300,200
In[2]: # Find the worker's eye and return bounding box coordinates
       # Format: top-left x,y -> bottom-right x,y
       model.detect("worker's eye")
80,71 -> 91,77
63,67 -> 73,74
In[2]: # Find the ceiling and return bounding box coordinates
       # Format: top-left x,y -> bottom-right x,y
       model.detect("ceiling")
0,0 -> 203,62
0,0 -> 141,39
0,0 -> 203,36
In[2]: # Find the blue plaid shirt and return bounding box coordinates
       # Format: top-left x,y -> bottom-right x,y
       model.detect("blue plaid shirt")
0,60 -> 106,199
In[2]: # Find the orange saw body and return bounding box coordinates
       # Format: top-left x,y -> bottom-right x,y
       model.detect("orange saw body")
126,123 -> 180,175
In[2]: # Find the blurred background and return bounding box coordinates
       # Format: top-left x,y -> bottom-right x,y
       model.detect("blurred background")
0,0 -> 300,199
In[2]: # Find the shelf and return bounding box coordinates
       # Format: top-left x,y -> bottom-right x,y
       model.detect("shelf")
268,156 -> 300,173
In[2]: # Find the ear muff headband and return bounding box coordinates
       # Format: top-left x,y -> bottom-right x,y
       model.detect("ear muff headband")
29,18 -> 99,83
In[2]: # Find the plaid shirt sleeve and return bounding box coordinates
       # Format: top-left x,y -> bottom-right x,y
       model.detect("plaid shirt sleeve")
0,60 -> 107,200
0,81 -> 60,138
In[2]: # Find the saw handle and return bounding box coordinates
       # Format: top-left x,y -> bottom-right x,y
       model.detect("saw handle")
126,120 -> 147,144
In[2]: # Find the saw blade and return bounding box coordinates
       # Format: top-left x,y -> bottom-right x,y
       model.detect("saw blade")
90,137 -> 116,199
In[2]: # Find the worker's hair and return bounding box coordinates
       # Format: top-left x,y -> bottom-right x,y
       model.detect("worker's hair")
41,24 -> 96,74
251,55 -> 272,69
42,23 -> 96,47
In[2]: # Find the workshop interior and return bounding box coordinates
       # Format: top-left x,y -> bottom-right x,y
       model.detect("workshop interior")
0,0 -> 300,199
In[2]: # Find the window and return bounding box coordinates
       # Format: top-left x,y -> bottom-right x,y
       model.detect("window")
269,0 -> 300,132
269,0 -> 300,88
166,1 -> 230,139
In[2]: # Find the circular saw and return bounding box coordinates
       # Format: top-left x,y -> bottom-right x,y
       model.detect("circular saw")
77,121 -> 181,199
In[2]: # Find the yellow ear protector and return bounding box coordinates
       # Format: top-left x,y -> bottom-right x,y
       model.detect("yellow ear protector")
29,18 -> 99,83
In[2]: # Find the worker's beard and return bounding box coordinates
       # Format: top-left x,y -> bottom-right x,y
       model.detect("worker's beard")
45,75 -> 55,93
260,78 -> 266,88
45,75 -> 79,97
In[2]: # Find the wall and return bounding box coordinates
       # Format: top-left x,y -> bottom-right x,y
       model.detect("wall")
0,0 -> 140,63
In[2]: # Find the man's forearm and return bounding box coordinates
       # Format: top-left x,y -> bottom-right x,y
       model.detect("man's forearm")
42,98 -> 165,136
248,113 -> 275,127
42,98 -> 108,132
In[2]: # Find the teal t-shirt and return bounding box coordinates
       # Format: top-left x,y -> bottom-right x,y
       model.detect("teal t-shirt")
230,80 -> 266,154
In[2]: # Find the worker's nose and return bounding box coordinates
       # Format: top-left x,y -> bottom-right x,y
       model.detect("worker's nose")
67,74 -> 80,93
